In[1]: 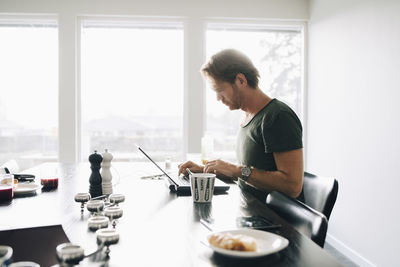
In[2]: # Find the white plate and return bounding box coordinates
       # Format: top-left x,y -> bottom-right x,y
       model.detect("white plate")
206,228 -> 289,258
14,183 -> 42,196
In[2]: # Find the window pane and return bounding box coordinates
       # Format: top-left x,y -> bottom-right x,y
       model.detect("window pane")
0,24 -> 58,170
206,27 -> 303,162
81,23 -> 183,162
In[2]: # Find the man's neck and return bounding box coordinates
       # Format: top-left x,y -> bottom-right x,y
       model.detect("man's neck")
241,87 -> 272,116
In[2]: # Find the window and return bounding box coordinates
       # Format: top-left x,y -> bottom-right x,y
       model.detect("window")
0,19 -> 58,170
0,16 -> 304,166
80,20 -> 184,162
205,23 -> 303,162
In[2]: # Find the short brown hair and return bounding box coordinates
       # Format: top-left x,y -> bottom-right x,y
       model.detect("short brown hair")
201,49 -> 260,88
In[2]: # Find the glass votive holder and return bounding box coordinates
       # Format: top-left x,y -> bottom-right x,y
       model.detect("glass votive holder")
41,178 -> 58,190
56,243 -> 85,265
0,174 -> 18,191
0,245 -> 13,266
74,193 -> 91,213
88,216 -> 109,231
0,185 -> 13,202
86,199 -> 105,214
104,207 -> 123,228
40,165 -> 59,181
96,228 -> 119,246
9,262 -> 40,267
74,192 -> 91,203
109,193 -> 125,205
104,207 -> 123,219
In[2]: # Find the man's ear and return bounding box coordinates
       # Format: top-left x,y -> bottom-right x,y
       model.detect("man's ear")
235,73 -> 248,87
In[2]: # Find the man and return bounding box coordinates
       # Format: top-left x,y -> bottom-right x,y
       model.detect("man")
178,49 -> 303,201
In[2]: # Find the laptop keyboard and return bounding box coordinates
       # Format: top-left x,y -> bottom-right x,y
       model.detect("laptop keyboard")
178,175 -> 190,185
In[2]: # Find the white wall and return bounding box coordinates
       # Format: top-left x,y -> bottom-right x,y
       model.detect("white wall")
307,0 -> 400,266
0,0 -> 308,163
0,0 -> 308,18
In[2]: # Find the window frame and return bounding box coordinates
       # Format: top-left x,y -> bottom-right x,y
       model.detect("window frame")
205,18 -> 307,118
0,14 -> 306,164
78,16 -> 185,161
0,14 -> 59,169
203,19 -> 307,161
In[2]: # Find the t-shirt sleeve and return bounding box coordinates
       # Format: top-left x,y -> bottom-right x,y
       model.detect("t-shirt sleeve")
262,111 -> 303,153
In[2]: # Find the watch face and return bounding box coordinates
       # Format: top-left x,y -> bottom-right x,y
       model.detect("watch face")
242,166 -> 251,177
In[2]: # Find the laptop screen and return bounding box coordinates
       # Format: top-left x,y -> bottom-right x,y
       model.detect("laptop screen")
136,145 -> 178,187
136,144 -> 230,194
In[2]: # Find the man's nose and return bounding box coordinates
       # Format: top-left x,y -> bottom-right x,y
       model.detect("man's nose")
216,93 -> 223,101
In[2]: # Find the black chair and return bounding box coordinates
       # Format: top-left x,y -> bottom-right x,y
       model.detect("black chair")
266,191 -> 328,247
301,172 -> 339,220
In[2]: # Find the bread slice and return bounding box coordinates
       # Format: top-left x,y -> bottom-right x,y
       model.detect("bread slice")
208,232 -> 257,252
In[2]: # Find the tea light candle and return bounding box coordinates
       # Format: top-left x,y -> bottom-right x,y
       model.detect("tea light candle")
0,185 -> 13,201
109,193 -> 125,205
86,199 -> 105,213
88,216 -> 109,231
56,243 -> 85,265
41,178 -> 58,190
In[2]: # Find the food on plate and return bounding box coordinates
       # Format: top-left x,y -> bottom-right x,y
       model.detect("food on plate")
0,178 -> 18,190
208,232 -> 257,252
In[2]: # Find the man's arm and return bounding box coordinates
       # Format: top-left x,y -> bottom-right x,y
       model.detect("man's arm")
204,148 -> 303,198
177,161 -> 204,176
246,148 -> 303,198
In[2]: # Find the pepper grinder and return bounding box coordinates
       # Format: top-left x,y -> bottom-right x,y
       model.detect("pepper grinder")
89,150 -> 103,198
101,149 -> 113,195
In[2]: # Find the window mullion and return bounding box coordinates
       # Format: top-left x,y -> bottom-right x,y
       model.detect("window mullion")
58,12 -> 78,163
184,18 -> 206,158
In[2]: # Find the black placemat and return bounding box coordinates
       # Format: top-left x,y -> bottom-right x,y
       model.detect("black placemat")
0,224 -> 70,266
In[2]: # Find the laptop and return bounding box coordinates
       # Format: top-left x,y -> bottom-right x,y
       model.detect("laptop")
136,145 -> 230,195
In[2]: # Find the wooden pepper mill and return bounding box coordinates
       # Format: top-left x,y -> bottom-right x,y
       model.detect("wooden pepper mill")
101,149 -> 113,195
89,150 -> 103,198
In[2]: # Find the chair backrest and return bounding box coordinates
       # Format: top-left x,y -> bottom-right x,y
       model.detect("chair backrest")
266,191 -> 328,247
301,172 -> 339,220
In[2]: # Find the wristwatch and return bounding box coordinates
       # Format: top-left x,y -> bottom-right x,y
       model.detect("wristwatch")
241,166 -> 252,182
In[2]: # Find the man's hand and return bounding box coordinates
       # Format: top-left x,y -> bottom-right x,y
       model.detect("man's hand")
203,159 -> 239,180
178,161 -> 203,176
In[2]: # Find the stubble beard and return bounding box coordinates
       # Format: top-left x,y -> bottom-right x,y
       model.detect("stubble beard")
230,84 -> 241,110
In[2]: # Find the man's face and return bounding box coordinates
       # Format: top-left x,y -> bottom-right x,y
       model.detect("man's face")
209,77 -> 241,110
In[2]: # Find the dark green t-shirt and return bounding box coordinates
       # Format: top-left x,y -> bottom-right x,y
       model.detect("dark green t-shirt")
236,98 -> 303,202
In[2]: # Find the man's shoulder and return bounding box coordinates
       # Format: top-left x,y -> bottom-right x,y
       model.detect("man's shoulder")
260,99 -> 289,115
260,99 -> 300,127
259,98 -> 285,117
268,98 -> 294,112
